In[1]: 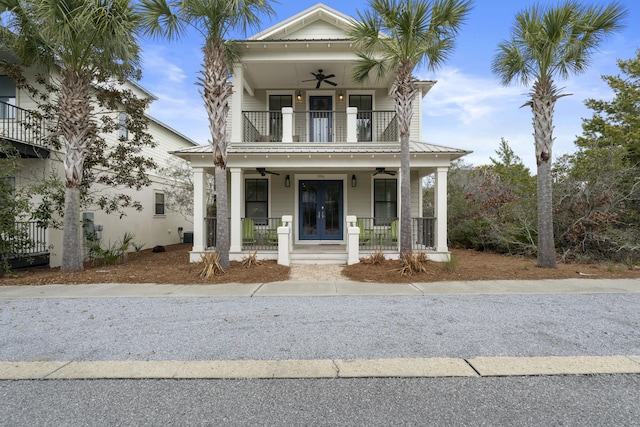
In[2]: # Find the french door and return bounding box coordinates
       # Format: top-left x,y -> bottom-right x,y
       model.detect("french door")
309,96 -> 332,142
299,180 -> 343,241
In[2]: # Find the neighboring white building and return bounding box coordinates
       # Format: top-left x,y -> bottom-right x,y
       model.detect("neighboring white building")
172,4 -> 471,265
2,63 -> 198,268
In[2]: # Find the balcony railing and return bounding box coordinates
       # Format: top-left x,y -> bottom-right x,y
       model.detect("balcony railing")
242,109 -> 397,143
0,101 -> 47,148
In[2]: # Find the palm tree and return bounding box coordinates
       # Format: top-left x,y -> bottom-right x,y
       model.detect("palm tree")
0,0 -> 142,271
139,0 -> 275,269
350,0 -> 472,256
492,2 -> 626,268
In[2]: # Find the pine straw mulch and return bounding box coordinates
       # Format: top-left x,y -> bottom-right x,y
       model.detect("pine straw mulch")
1,243 -> 639,286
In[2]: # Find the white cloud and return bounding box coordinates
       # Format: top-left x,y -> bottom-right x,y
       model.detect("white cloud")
420,67 -> 524,125
141,46 -> 188,85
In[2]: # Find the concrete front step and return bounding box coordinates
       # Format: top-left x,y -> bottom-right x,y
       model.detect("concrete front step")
290,252 -> 348,265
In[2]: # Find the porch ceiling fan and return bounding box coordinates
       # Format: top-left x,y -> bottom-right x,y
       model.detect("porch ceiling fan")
302,69 -> 337,89
256,168 -> 280,176
372,167 -> 397,176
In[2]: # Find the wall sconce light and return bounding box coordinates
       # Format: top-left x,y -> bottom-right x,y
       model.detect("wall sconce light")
285,175 -> 291,187
351,174 -> 356,187
296,90 -> 302,103
338,91 -> 344,102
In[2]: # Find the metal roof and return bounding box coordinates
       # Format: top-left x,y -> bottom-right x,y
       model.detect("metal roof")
172,141 -> 471,156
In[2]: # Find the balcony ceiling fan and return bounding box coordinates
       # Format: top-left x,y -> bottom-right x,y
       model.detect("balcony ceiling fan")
302,69 -> 337,89
256,168 -> 280,176
372,167 -> 397,176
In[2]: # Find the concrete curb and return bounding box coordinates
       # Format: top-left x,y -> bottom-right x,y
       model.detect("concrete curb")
2,356 -> 639,380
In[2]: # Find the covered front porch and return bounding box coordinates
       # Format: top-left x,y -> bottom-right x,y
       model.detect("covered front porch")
172,143 -> 460,265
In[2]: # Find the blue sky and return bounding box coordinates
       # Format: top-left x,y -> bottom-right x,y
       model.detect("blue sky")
138,1 -> 640,171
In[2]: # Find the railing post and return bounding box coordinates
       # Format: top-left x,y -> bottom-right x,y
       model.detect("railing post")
277,215 -> 293,266
346,215 -> 359,265
346,107 -> 357,143
282,107 -> 293,143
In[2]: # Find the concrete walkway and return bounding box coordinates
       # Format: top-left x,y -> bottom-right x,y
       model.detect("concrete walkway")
0,278 -> 637,299
1,278 -> 638,380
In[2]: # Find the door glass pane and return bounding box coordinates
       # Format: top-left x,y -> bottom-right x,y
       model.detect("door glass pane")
310,96 -> 332,142
324,182 -> 341,237
300,181 -> 318,238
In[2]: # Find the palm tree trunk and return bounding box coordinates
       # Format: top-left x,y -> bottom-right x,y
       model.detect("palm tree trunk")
60,70 -> 94,271
201,37 -> 232,269
531,78 -> 557,268
394,64 -> 417,255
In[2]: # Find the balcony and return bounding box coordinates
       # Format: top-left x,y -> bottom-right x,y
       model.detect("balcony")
242,108 -> 397,143
0,101 -> 49,158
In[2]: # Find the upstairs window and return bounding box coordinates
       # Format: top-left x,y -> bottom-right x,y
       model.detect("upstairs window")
118,112 -> 128,140
374,179 -> 397,225
349,95 -> 373,142
268,95 -> 292,142
0,76 -> 16,119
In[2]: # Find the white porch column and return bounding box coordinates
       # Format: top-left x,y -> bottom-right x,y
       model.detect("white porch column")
192,167 -> 207,253
230,168 -> 243,252
346,107 -> 357,143
230,64 -> 243,143
282,107 -> 293,143
434,166 -> 448,253
346,215 -> 359,265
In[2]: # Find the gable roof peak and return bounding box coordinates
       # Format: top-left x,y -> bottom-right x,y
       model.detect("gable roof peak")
249,3 -> 355,41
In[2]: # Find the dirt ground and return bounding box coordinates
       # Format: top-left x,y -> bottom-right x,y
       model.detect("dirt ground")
2,243 -> 639,286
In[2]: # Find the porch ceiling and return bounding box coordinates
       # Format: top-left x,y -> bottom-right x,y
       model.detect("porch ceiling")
239,41 -> 394,90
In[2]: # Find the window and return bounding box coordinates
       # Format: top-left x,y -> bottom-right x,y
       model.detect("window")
349,95 -> 373,142
245,178 -> 268,225
268,95 -> 292,142
0,76 -> 16,119
118,112 -> 128,140
154,192 -> 165,215
374,179 -> 397,225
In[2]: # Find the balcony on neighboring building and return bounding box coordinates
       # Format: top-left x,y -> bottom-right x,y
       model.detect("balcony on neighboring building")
0,100 -> 49,158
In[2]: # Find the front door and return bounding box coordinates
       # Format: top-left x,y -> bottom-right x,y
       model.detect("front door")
299,180 -> 343,241
309,96 -> 332,142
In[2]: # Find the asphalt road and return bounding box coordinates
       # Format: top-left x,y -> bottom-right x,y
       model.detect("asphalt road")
1,292 -> 639,425
2,375 -> 639,426
2,294 -> 639,360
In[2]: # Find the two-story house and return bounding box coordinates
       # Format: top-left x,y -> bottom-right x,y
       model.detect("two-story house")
2,57 -> 198,269
172,3 -> 471,265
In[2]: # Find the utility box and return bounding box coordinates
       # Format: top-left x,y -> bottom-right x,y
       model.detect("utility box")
183,232 -> 193,244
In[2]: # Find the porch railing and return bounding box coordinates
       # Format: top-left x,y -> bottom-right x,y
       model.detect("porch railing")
0,101 -> 47,148
356,217 -> 435,251
2,220 -> 48,258
242,109 -> 397,143
205,217 -> 217,248
242,217 -> 281,251
202,216 -> 433,252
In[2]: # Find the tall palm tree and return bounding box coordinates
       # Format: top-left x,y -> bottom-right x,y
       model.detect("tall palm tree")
350,0 -> 471,256
492,1 -> 626,268
139,0 -> 275,269
0,0 -> 142,271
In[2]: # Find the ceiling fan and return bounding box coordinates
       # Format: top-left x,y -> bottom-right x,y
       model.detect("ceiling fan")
372,167 -> 397,176
302,69 -> 337,89
256,168 -> 280,176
